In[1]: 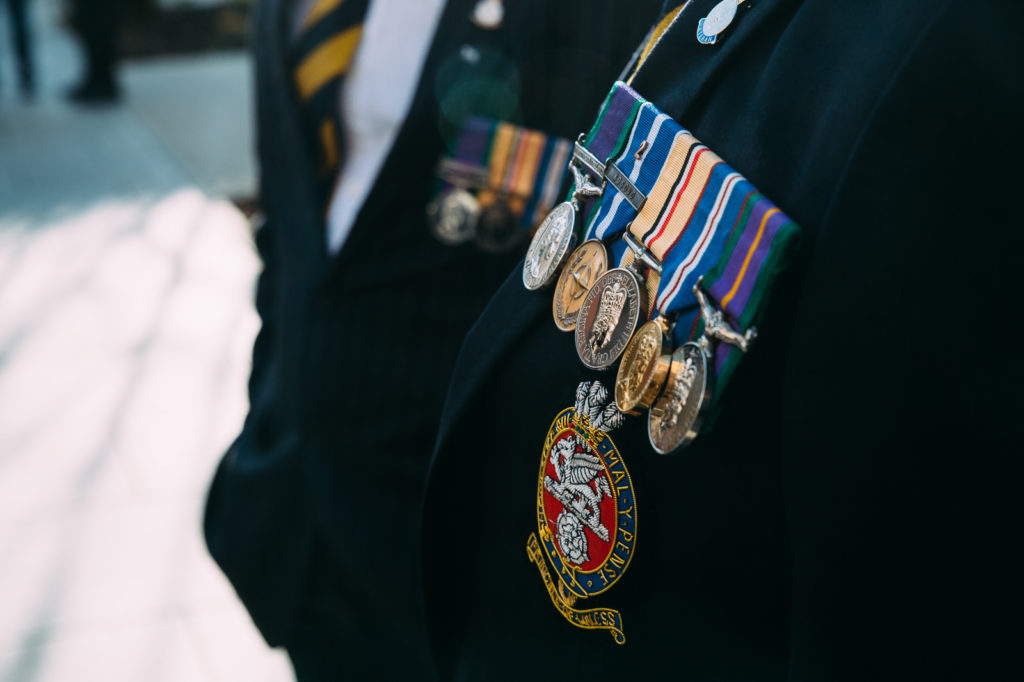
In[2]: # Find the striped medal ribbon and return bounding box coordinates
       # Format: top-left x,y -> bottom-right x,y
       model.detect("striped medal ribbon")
574,127 -> 708,372
428,117 -> 572,252
593,116 -> 802,454
522,82 -> 644,291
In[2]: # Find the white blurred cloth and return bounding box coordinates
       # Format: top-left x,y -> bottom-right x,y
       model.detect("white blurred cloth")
293,0 -> 446,254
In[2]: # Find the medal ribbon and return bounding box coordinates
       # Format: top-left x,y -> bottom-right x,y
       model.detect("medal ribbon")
587,102 -> 687,244
569,82 -> 646,225
696,193 -> 801,398
436,117 -> 573,230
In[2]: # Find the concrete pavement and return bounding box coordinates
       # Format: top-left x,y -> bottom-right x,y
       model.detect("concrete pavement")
0,2 -> 292,681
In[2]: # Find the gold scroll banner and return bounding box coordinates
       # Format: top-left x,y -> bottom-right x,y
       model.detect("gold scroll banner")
526,533 -> 626,645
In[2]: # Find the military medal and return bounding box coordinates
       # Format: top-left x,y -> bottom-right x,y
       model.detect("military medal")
526,381 -> 635,645
552,240 -> 608,331
614,317 -> 671,415
696,0 -> 745,45
574,262 -> 648,370
426,187 -> 479,245
523,84 -> 647,291
474,200 -> 520,253
648,342 -> 710,453
523,200 -> 578,290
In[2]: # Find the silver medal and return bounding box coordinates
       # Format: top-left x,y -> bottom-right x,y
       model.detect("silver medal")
522,201 -> 576,290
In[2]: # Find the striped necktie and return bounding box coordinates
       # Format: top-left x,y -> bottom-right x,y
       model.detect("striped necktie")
290,0 -> 371,204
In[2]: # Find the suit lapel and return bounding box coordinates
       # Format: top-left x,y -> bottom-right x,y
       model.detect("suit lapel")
434,264 -> 548,451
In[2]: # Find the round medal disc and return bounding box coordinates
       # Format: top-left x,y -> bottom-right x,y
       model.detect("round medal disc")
475,202 -> 520,253
574,268 -> 646,370
615,319 -> 671,415
427,188 -> 479,246
648,342 -> 711,454
522,201 -> 576,291
552,240 -> 608,332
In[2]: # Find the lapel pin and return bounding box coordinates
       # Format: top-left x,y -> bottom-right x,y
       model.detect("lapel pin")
471,0 -> 504,30
697,0 -> 745,45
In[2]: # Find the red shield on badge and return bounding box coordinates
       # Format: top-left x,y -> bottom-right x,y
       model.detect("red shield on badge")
541,428 -> 617,573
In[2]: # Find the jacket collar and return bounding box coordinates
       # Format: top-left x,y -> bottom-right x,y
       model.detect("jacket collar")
631,0 -> 799,122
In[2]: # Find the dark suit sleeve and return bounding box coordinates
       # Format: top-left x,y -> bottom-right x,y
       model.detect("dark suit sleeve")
780,3 -> 1024,679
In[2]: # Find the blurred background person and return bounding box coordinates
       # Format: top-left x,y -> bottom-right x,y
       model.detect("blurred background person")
66,0 -> 121,102
2,0 -> 35,97
0,1 -> 295,680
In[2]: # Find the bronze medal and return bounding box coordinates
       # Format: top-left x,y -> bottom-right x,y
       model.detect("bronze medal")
614,318 -> 672,415
647,342 -> 711,454
523,201 -> 577,291
475,201 -> 520,253
552,240 -> 608,332
427,188 -> 479,246
574,268 -> 646,370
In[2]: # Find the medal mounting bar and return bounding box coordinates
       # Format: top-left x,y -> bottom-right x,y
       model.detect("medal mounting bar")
623,231 -> 662,275
573,136 -> 607,178
605,162 -> 646,211
436,158 -> 490,187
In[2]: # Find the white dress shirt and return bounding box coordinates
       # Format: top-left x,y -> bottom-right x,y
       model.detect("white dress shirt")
296,0 -> 445,254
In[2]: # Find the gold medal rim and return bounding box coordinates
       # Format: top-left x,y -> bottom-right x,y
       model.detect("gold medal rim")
522,201 -> 577,291
552,239 -> 608,332
574,267 -> 647,371
615,319 -> 671,415
647,342 -> 711,455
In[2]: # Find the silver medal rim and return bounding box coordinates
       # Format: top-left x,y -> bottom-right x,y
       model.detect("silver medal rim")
574,267 -> 644,371
522,202 -> 576,291
428,188 -> 479,246
647,342 -> 711,455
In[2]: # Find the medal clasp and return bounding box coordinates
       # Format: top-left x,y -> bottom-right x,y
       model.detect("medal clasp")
694,278 -> 757,353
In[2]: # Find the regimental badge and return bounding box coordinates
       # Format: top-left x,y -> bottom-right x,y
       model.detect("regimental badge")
527,381 -> 636,645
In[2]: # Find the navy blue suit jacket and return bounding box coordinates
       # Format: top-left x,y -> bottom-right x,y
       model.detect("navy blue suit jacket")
422,1 -> 1024,679
203,0 -> 662,675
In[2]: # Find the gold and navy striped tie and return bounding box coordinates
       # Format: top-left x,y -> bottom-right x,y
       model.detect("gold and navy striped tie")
291,0 -> 370,202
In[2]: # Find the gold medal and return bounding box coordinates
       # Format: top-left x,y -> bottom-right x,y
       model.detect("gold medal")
614,317 -> 672,415
647,342 -> 710,454
574,267 -> 646,370
552,240 -> 608,332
